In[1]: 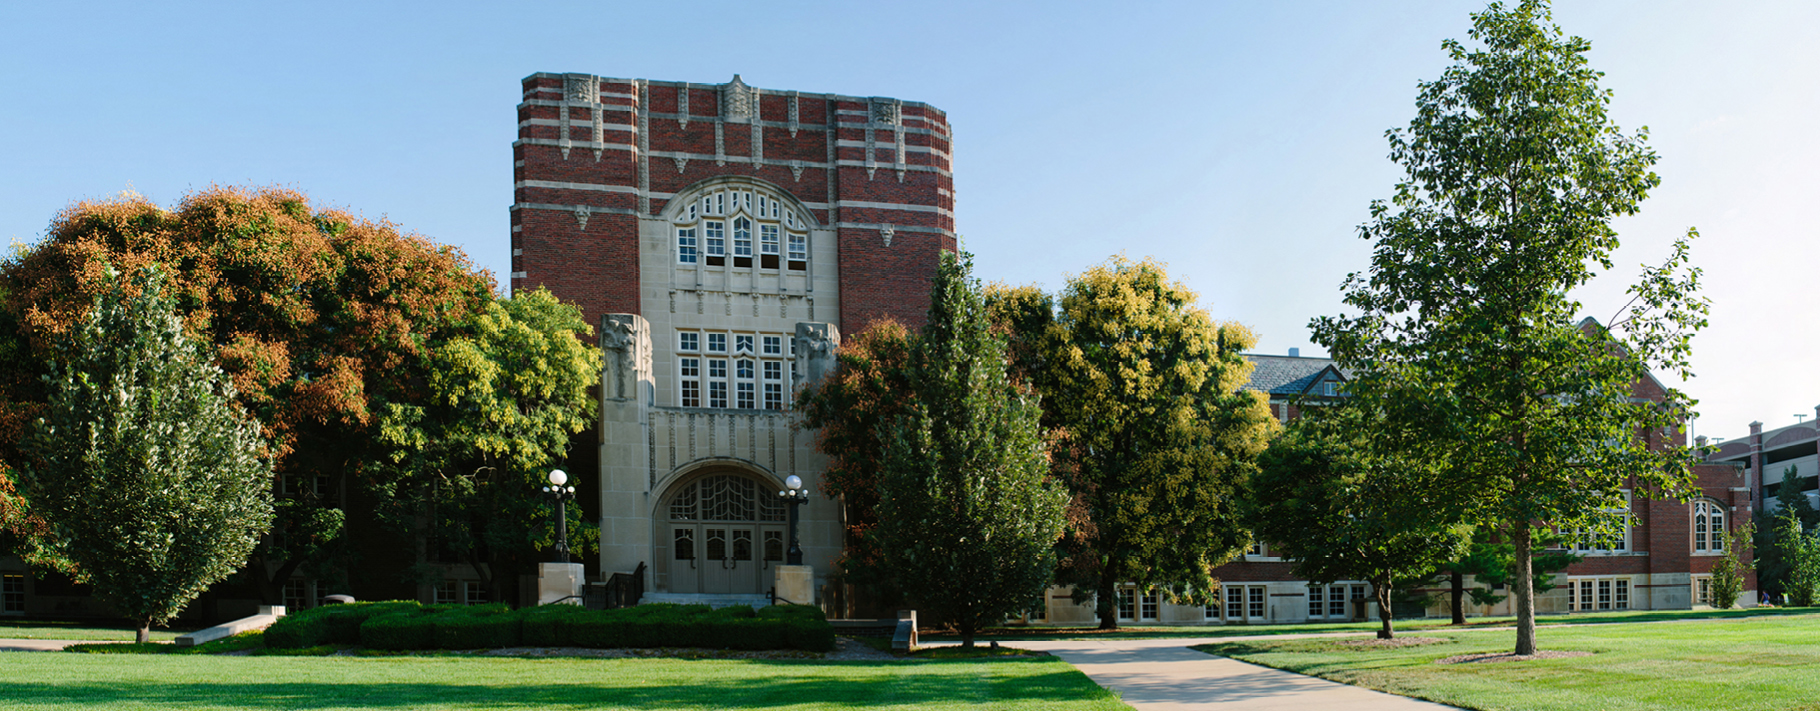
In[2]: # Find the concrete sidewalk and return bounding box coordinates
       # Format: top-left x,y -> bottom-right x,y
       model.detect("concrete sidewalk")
1004,637 -> 1458,710
0,638 -> 127,651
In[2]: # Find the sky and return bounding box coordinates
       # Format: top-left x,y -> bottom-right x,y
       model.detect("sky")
2,1 -> 1815,441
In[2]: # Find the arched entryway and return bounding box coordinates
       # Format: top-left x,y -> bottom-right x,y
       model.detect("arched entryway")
659,471 -> 788,594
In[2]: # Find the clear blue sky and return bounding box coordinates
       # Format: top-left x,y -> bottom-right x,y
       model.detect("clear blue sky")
3,1 -> 1815,439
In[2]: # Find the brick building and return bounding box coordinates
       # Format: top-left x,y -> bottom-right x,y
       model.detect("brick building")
507,72 -> 954,604
1032,337 -> 1756,626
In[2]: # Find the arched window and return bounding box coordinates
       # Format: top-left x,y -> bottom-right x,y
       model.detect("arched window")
673,183 -> 809,271
1693,500 -> 1726,554
667,474 -> 787,523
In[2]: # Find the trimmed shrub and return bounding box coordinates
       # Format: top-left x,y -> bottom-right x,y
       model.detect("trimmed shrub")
270,600 -> 833,652
432,603 -> 522,649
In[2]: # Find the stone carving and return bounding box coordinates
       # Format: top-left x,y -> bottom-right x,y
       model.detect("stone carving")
794,322 -> 841,388
565,74 -> 597,103
722,75 -> 755,124
601,314 -> 641,401
788,91 -> 800,137
573,205 -> 591,231
678,82 -> 691,130
674,156 -> 689,174
870,98 -> 900,126
790,161 -> 805,182
880,224 -> 894,247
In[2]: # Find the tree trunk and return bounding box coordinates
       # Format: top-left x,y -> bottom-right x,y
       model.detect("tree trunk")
1513,523 -> 1537,655
1375,575 -> 1395,639
1451,569 -> 1466,625
1096,566 -> 1119,630
136,620 -> 151,644
961,621 -> 975,649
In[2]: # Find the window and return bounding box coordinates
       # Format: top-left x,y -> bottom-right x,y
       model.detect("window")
760,224 -> 780,268
1572,491 -> 1632,553
708,359 -> 728,408
679,357 -> 700,407
736,382 -> 755,409
1140,589 -> 1159,621
707,333 -> 727,353
1321,381 -> 1339,397
2,574 -> 23,613
732,216 -> 753,267
762,336 -> 782,355
679,332 -> 699,351
1307,583 -> 1361,620
1116,589 -> 1135,621
1249,586 -> 1266,619
735,334 -> 754,354
1694,500 -> 1726,554
464,582 -> 488,605
703,220 -> 726,266
787,233 -> 808,270
434,581 -> 458,606
1694,576 -> 1712,606
764,361 -> 784,411
1570,577 -> 1630,611
676,227 -> 698,264
284,580 -> 309,611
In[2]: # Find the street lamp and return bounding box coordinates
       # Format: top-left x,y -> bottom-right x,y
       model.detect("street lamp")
778,474 -> 809,565
542,469 -> 578,564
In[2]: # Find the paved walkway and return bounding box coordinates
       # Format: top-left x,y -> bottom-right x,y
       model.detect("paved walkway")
952,636 -> 1458,710
0,638 -> 125,651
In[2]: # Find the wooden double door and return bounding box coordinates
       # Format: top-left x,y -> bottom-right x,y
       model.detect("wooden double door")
669,524 -> 786,594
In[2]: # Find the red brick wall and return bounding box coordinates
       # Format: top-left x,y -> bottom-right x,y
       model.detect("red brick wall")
512,74 -> 954,333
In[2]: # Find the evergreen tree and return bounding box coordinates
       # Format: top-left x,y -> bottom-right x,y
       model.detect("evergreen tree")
1775,511 -> 1820,607
875,251 -> 1067,647
1707,520 -> 1754,609
20,267 -> 273,642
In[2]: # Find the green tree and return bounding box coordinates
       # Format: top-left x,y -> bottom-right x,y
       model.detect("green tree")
1046,256 -> 1275,629
371,287 -> 600,601
0,186 -> 493,602
1435,529 -> 1580,622
1247,406 -> 1471,639
874,251 -> 1067,647
1707,519 -> 1754,609
1776,511 -> 1820,607
1312,0 -> 1708,655
18,267 -> 273,642
1755,467 -> 1820,600
796,320 -> 918,601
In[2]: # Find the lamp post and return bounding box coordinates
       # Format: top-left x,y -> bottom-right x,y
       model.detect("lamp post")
542,469 -> 578,564
778,475 -> 809,565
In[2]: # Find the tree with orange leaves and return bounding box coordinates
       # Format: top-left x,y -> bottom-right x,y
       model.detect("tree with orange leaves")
0,186 -> 494,603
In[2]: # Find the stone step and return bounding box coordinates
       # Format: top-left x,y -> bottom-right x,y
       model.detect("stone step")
640,593 -> 771,609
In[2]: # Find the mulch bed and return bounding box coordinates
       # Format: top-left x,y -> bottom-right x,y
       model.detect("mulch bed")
1435,650 -> 1593,664
1336,636 -> 1448,649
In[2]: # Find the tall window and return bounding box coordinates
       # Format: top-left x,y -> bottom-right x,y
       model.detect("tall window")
1693,500 -> 1726,554
671,183 -> 811,271
676,330 -> 792,410
1,574 -> 23,613
1573,491 -> 1632,553
1570,577 -> 1630,611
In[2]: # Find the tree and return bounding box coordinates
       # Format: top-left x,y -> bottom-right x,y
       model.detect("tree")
0,186 -> 493,602
1247,406 -> 1470,639
1312,0 -> 1708,655
1707,519 -> 1754,609
370,287 -> 600,602
1775,511 -> 1820,607
874,251 -> 1067,647
18,267 -> 272,642
1755,467 -> 1820,600
795,320 -> 918,602
1433,529 -> 1580,623
1045,256 -> 1275,629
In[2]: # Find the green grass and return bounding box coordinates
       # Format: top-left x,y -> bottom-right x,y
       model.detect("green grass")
0,619 -> 185,641
929,605 -> 1820,641
0,651 -> 1129,710
1196,612 -> 1820,711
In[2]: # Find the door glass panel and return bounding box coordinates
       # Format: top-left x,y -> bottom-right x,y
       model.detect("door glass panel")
706,529 -> 727,561
732,530 -> 753,561
674,529 -> 695,560
763,531 -> 783,561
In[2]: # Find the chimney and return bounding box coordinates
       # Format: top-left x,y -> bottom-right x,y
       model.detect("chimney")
1288,347 -> 1300,358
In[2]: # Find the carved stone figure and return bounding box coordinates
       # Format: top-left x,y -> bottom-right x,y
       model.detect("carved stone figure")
794,322 -> 841,387
722,75 -> 755,124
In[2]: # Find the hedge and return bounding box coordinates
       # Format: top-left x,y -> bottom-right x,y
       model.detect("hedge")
263,601 -> 831,652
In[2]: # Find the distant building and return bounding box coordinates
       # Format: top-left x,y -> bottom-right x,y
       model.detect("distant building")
1703,412 -> 1820,514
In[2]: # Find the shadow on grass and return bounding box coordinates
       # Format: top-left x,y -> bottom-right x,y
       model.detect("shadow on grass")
0,658 -> 1114,709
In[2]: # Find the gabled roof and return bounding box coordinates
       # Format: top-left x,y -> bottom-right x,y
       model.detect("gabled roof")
1242,354 -> 1349,396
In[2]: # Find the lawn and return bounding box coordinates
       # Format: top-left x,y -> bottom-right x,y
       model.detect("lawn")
930,605 -> 1820,641
1196,612 -> 1820,711
0,619 -> 184,641
0,651 -> 1131,710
